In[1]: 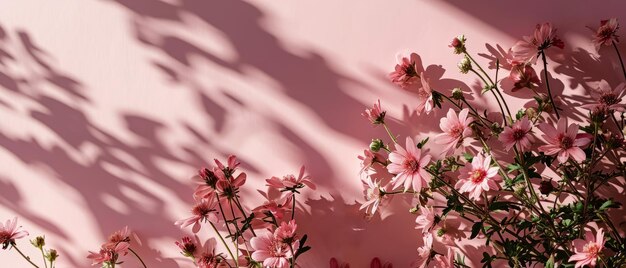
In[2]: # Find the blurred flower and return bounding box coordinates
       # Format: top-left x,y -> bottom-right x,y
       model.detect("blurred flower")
45,249 -> 59,263
509,61 -> 540,91
266,166 -> 316,191
435,108 -> 474,155
87,242 -> 129,266
196,239 -> 224,268
330,258 -> 350,268
512,22 -> 564,63
449,35 -> 466,54
105,226 -> 131,248
581,83 -> 626,113
538,118 -> 591,163
360,176 -> 386,216
432,247 -> 454,268
252,194 -> 292,225
569,228 -> 605,268
214,155 -> 240,178
362,99 -> 386,125
455,152 -> 500,200
359,149 -> 384,175
192,167 -> 221,200
389,55 -> 420,89
370,257 -> 393,268
216,172 -> 247,199
175,236 -> 197,258
416,73 -> 435,115
175,198 -> 220,233
415,206 -> 436,234
387,137 -> 432,192
499,117 -> 535,151
592,18 -> 619,50
275,220 -> 298,243
539,179 -> 555,195
413,233 -> 433,268
0,217 -> 28,249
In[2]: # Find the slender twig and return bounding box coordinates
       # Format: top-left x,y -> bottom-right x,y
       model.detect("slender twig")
291,194 -> 296,220
129,248 -> 148,268
210,222 -> 238,267
39,248 -> 48,268
612,41 -> 626,80
540,51 -> 560,119
382,123 -> 397,143
12,244 -> 40,268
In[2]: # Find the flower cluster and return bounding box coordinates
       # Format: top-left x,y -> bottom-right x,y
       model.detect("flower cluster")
175,155 -> 312,268
1,217 -> 60,268
87,226 -> 143,268
360,19 -> 626,267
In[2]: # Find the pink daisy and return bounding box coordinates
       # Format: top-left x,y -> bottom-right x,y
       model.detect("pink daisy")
175,236 -> 197,258
358,149 -> 384,176
360,176 -> 387,216
416,73 -> 434,115
581,83 -> 626,113
0,217 -> 28,248
389,54 -> 420,89
509,61 -> 540,92
87,242 -> 130,266
196,239 -> 224,268
415,206 -> 436,234
175,198 -> 220,233
252,194 -> 292,226
387,137 -> 432,192
192,167 -> 222,200
266,166 -> 316,191
412,233 -> 433,268
362,99 -> 386,125
569,228 -> 605,268
274,220 -> 298,242
435,108 -> 474,156
432,248 -> 455,268
537,118 -> 592,163
250,233 -> 297,268
512,22 -> 564,63
455,153 -> 500,200
499,117 -> 535,151
591,18 -> 619,51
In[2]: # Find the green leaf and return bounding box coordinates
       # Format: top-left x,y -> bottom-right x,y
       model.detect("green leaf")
489,201 -> 510,212
417,137 -> 429,149
545,255 -> 555,268
471,222 -> 483,239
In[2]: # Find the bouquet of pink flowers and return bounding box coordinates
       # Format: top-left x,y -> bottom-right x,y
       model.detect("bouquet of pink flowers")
1,155 -> 313,268
360,19 -> 626,267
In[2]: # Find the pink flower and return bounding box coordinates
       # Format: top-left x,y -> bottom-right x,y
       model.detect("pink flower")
266,166 -> 316,191
387,137 -> 432,192
0,217 -> 28,248
581,83 -> 626,113
192,167 -> 221,199
509,61 -> 540,91
432,248 -> 454,268
215,155 -> 240,177
592,18 -> 619,50
435,108 -> 474,155
216,172 -> 247,199
196,239 -> 224,268
275,220 -> 298,242
569,228 -> 605,268
360,176 -> 387,215
412,233 -> 433,268
415,206 -> 436,234
362,99 -> 386,124
87,242 -> 130,266
499,117 -> 535,151
252,194 -> 292,225
455,153 -> 500,200
358,149 -> 383,175
416,74 -> 434,115
512,23 -> 564,63
389,55 -> 420,89
175,198 -> 220,233
251,232 -> 297,268
449,35 -> 466,54
175,236 -> 197,257
103,226 -> 135,249
538,118 -> 592,163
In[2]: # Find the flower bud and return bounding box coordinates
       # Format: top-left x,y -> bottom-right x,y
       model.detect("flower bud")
436,228 -> 446,237
31,236 -> 45,249
370,139 -> 384,152
525,107 -> 538,119
45,249 -> 59,262
458,56 -> 472,74
449,35 -> 467,54
451,88 -> 464,100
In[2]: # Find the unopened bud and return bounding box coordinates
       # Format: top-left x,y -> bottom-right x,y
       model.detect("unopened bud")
451,88 -> 464,100
449,35 -> 467,54
525,107 -> 538,119
45,249 -> 59,262
458,56 -> 472,74
370,139 -> 384,152
31,236 -> 45,249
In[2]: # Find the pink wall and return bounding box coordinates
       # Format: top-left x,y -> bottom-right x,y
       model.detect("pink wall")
1,0 -> 626,267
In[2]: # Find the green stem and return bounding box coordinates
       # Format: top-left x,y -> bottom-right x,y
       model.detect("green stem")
12,244 -> 40,268
382,123 -> 397,143
129,248 -> 148,268
612,41 -> 626,80
233,196 -> 257,236
540,51 -> 560,119
291,194 -> 296,220
39,248 -> 48,268
470,69 -> 507,124
466,53 -> 512,121
210,222 -> 238,267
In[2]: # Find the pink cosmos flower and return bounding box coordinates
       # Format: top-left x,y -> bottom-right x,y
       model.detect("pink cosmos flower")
499,117 -> 535,151
175,236 -> 197,257
538,118 -> 592,163
358,149 -> 384,175
251,232 -> 298,268
0,217 -> 28,248
192,167 -> 222,199
389,55 -> 420,89
455,153 -> 500,200
266,166 -> 316,190
103,226 -> 139,249
362,99 -> 386,124
512,23 -> 564,63
360,176 -> 387,216
275,220 -> 297,242
569,228 -> 605,268
412,233 -> 433,268
509,61 -> 540,92
592,18 -> 619,50
252,194 -> 292,226
215,155 -> 240,176
581,83 -> 626,113
432,248 -> 454,268
416,73 -> 434,115
216,172 -> 247,199
87,242 -> 130,266
415,206 -> 436,234
196,239 -> 224,268
387,137 -> 432,192
175,198 -> 220,233
435,108 -> 474,155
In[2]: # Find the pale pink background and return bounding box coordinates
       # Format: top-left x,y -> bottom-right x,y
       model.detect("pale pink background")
1,1 -> 626,267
